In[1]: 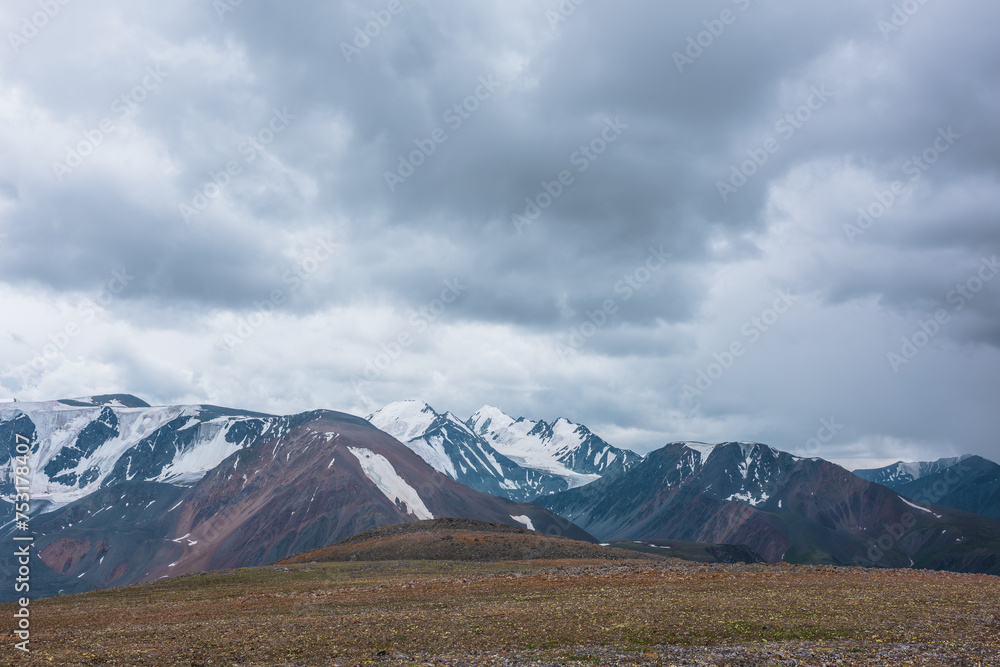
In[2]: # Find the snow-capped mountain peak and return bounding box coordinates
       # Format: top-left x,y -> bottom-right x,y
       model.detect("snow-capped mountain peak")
368,402 -> 643,500
468,404 -> 517,435
366,400 -> 440,443
467,406 -> 641,487
0,397 -> 285,512
1,398 -> 590,602
368,401 -> 568,501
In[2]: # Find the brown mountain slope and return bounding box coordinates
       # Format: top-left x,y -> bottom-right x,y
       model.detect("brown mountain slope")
18,410 -> 593,599
541,441 -> 1000,572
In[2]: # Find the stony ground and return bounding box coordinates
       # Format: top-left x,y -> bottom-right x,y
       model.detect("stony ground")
2,559 -> 998,666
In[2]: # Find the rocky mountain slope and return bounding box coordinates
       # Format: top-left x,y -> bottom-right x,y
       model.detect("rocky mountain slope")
0,396 -> 589,601
896,455 -> 1000,520
539,441 -> 1000,573
854,455 -> 973,490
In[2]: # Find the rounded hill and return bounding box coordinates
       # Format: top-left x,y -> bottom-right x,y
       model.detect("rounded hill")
278,518 -> 664,564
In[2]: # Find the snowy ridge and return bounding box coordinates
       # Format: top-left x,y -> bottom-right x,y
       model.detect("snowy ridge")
2,401 -> 193,508
678,442 -> 718,464
369,401 -> 458,477
151,418 -> 262,486
366,400 -> 439,444
660,441 -> 783,508
368,401 -> 569,501
714,442 -> 781,507
0,396 -> 282,511
467,405 -> 640,488
854,455 -> 973,490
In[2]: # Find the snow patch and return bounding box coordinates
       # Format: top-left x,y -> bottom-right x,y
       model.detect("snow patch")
510,515 -> 535,531
407,433 -> 458,479
151,416 -> 258,486
681,442 -> 718,463
347,447 -> 433,520
368,401 -> 438,442
900,496 -> 942,518
176,417 -> 200,431
725,491 -> 770,507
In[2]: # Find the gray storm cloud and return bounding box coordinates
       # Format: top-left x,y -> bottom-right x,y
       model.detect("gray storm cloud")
1,0 -> 997,467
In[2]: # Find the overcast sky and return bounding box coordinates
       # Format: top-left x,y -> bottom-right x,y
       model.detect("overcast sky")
1,0 -> 998,468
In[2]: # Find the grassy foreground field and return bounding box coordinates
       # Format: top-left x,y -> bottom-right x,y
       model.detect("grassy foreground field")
3,559 -> 998,666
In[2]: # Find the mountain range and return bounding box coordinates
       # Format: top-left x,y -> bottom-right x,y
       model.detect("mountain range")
892,456 -> 1000,521
3,394 -> 1000,602
538,441 -> 1000,572
0,395 -> 586,601
367,400 -> 640,501
852,455 -> 1000,520
854,456 -> 973,490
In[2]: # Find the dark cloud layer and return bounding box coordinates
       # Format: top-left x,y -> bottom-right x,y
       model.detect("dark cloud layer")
1,0 -> 997,466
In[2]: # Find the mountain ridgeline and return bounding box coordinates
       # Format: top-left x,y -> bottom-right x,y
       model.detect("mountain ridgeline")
368,400 -> 641,501
0,396 -> 588,601
2,394 -> 999,603
854,456 -> 973,490
538,441 -> 1000,573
